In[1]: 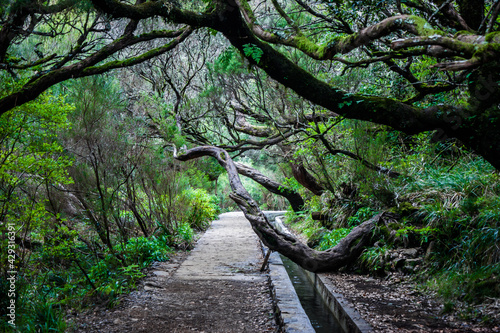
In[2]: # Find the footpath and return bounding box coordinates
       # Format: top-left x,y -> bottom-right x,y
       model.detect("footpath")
72,212 -> 277,333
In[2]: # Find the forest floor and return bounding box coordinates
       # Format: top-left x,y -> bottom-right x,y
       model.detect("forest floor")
69,212 -> 277,333
325,272 -> 500,332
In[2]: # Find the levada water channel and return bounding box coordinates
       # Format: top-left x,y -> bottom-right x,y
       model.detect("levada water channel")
280,255 -> 345,333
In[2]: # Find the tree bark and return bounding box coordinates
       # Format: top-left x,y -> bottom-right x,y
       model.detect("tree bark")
458,0 -> 485,30
215,10 -> 500,170
174,146 -> 387,273
234,162 -> 305,212
291,163 -> 326,196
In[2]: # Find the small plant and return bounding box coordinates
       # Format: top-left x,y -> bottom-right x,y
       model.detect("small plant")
395,225 -> 437,245
359,246 -> 390,273
347,207 -> 378,227
31,300 -> 67,333
122,236 -> 172,266
173,222 -> 195,249
242,43 -> 264,63
316,227 -> 353,251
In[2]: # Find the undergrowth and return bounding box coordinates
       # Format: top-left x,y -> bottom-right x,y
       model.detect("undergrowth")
0,205 -> 217,333
285,151 -> 500,324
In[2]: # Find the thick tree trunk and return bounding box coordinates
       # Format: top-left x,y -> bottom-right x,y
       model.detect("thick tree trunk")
458,0 -> 484,30
174,146 -> 388,272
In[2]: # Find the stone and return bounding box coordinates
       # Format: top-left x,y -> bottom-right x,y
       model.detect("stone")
401,248 -> 419,258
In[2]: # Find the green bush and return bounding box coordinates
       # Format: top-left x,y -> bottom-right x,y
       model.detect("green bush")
426,265 -> 500,305
175,222 -> 194,244
359,246 -> 390,273
181,188 -> 220,230
30,301 -> 67,333
121,236 -> 172,266
347,207 -> 378,227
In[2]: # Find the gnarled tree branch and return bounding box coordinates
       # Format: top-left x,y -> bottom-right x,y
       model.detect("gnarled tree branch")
235,162 -> 304,212
174,145 -> 385,272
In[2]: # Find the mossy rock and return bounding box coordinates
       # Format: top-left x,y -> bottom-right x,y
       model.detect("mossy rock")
388,202 -> 419,217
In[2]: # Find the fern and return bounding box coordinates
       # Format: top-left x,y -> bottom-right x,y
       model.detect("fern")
242,43 -> 264,64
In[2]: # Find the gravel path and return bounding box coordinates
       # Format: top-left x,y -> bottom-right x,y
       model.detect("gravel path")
71,212 -> 278,333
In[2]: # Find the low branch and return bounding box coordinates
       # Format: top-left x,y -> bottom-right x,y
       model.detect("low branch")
316,135 -> 401,178
0,26 -> 191,114
291,163 -> 326,196
234,162 -> 304,212
174,145 -> 385,272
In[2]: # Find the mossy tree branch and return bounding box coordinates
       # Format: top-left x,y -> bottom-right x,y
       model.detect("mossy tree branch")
0,25 -> 192,113
215,10 -> 500,169
234,162 -> 305,212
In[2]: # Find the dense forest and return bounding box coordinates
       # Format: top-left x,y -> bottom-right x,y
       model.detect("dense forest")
1,0 -> 500,331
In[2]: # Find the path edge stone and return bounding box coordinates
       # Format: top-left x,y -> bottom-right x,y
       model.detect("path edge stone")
263,211 -> 315,333
267,250 -> 316,333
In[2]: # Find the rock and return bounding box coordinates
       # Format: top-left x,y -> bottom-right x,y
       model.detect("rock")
405,258 -> 422,266
401,248 -> 419,258
403,265 -> 415,273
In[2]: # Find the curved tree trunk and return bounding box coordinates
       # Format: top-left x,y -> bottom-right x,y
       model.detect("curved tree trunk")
234,162 -> 304,212
174,145 -> 389,273
291,163 -> 326,196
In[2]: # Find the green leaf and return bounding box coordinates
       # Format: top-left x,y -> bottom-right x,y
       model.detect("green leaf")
242,43 -> 264,64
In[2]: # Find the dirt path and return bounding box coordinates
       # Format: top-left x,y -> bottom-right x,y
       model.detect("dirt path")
71,212 -> 278,333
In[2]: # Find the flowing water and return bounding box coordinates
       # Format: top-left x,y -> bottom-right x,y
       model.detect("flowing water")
280,255 -> 345,333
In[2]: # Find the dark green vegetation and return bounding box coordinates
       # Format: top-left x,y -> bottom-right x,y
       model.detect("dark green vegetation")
284,138 -> 500,322
0,75 -> 220,332
1,0 -> 500,330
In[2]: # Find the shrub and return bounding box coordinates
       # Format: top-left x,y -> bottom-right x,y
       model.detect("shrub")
30,301 -> 67,333
359,246 -> 390,273
180,188 -> 220,230
121,236 -> 172,266
347,207 -> 378,227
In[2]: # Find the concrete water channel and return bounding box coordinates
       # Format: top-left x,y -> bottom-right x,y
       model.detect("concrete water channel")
280,255 -> 344,332
263,212 -> 372,333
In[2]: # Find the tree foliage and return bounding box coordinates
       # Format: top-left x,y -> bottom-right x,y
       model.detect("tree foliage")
1,0 -> 499,166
